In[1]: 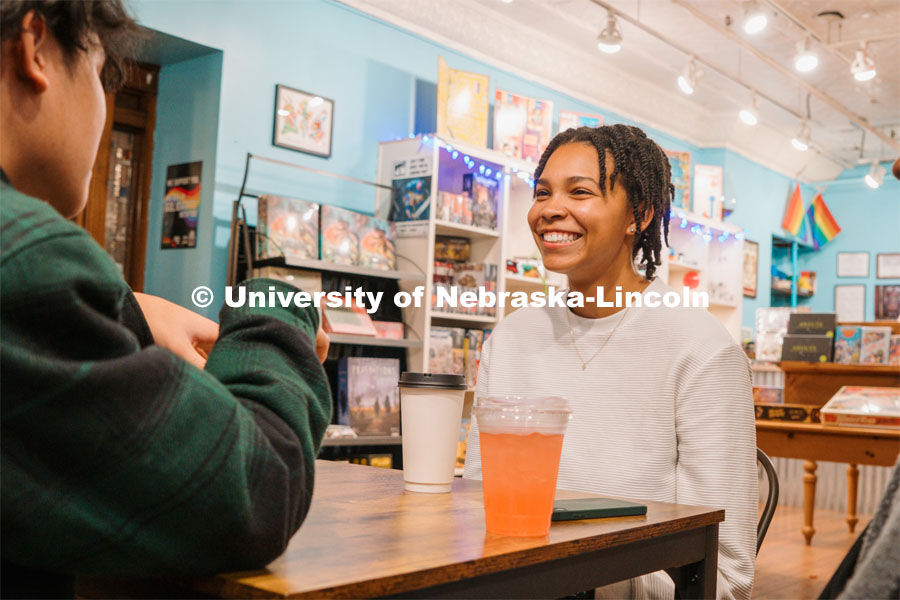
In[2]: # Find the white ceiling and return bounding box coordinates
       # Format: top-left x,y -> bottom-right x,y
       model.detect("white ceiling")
342,0 -> 900,182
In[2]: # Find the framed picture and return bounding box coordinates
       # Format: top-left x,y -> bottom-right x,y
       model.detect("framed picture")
664,149 -> 691,210
836,252 -> 869,277
876,253 -> 900,279
875,284 -> 900,320
834,285 -> 865,323
742,240 -> 758,298
273,84 -> 334,158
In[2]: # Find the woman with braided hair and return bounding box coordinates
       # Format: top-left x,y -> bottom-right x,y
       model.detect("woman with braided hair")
464,125 -> 757,599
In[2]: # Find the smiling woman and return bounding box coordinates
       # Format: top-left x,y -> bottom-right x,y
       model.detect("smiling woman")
464,124 -> 758,600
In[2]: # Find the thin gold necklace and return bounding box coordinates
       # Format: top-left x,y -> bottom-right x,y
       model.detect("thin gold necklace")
564,306 -> 630,371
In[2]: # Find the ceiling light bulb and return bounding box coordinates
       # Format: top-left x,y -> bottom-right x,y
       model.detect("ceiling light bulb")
677,57 -> 702,95
865,162 -> 885,189
794,38 -> 818,72
791,122 -> 810,151
597,10 -> 622,54
742,1 -> 768,34
739,93 -> 758,125
851,45 -> 877,81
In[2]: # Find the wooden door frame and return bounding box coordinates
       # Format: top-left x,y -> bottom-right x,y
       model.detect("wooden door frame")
79,62 -> 159,292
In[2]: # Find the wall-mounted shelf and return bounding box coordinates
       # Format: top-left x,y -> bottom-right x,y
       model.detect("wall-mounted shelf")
253,256 -> 425,282
661,211 -> 744,340
435,220 -> 500,239
327,334 -> 423,349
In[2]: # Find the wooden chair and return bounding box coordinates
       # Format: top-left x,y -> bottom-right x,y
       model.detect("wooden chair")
757,447 -> 779,555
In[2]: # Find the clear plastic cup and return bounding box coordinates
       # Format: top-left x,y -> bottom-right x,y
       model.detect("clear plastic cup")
474,396 -> 572,536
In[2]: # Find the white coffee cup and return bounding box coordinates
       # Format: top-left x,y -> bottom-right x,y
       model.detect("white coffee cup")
398,372 -> 468,493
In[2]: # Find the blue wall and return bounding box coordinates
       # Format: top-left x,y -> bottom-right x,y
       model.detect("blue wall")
796,163 -> 900,321
130,0 -> 895,327
144,51 -> 224,319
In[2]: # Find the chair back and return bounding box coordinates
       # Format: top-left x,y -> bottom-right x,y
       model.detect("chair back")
757,447 -> 779,555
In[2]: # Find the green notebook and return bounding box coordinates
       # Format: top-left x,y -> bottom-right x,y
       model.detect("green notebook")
551,497 -> 647,521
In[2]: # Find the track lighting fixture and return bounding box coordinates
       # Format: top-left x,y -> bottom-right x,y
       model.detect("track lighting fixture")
793,37 -> 818,72
597,10 -> 622,54
864,161 -> 885,189
791,121 -> 810,151
739,92 -> 759,126
677,57 -> 702,95
741,1 -> 768,34
851,43 -> 876,81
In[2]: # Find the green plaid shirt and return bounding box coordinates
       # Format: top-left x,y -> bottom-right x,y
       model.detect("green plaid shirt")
0,178 -> 332,585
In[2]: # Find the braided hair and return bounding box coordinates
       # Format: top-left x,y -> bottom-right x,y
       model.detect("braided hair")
533,124 -> 673,280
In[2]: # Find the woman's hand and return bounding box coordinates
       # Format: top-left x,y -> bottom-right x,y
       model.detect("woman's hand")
133,292 -> 219,369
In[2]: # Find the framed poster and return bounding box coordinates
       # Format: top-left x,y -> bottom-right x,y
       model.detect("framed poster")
273,84 -> 334,158
877,253 -> 900,279
836,252 -> 869,277
834,285 -> 865,323
436,57 -> 489,148
693,164 -> 723,220
161,161 -> 202,249
664,149 -> 691,210
493,89 -> 552,162
558,110 -> 603,133
875,284 -> 900,320
742,239 -> 758,298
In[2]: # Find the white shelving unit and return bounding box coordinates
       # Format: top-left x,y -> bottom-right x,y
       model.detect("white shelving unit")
377,135 -> 566,372
658,209 -> 744,340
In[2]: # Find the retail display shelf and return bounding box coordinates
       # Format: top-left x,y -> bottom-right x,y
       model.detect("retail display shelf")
434,220 -> 500,239
504,274 -> 545,286
252,256 -> 425,282
431,312 -> 498,325
321,436 -> 402,447
327,334 -> 423,349
708,300 -> 739,309
667,260 -> 702,271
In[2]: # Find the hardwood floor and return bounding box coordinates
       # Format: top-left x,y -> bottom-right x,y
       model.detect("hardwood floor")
754,504 -> 870,599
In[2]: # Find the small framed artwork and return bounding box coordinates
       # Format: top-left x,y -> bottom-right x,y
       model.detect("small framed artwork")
876,253 -> 900,279
273,84 -> 334,158
874,284 -> 900,320
834,285 -> 865,323
836,252 -> 869,278
742,239 -> 758,298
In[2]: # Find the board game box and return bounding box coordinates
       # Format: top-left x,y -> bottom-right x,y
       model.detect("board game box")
257,194 -> 319,262
338,357 -> 401,436
821,386 -> 900,429
320,204 -> 360,265
833,326 -> 862,364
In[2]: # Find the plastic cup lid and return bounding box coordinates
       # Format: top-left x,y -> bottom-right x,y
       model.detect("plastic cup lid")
398,372 -> 467,390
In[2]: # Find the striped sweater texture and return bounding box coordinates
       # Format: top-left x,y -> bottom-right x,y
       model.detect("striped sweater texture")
464,278 -> 757,599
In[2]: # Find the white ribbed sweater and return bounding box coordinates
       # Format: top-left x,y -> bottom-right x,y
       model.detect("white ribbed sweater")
463,278 -> 757,600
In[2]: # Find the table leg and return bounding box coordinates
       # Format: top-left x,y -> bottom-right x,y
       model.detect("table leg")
669,524 -> 718,599
802,460 -> 817,546
846,463 -> 859,534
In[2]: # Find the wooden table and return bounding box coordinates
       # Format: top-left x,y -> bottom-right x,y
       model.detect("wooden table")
756,421 -> 900,546
179,460 -> 723,599
779,361 -> 900,407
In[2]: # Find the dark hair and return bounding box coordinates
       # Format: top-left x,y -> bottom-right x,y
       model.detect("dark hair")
533,124 -> 673,280
1,0 -> 140,92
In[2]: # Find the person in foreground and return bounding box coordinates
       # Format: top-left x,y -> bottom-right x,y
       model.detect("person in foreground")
464,125 -> 757,599
1,1 -> 331,597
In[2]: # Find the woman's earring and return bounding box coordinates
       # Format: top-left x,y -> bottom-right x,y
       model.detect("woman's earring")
628,225 -> 636,234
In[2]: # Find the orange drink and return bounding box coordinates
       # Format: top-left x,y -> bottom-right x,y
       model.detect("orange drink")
474,397 -> 571,537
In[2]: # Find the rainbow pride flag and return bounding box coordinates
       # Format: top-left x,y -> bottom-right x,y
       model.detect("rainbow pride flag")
781,183 -> 806,237
806,192 -> 841,249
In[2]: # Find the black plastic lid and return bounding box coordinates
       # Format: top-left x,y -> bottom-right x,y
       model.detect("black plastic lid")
398,372 -> 467,390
